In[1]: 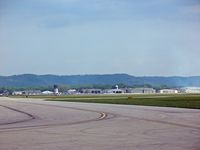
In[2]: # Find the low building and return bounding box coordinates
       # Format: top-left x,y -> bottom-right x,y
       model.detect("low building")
182,87 -> 200,93
12,91 -> 23,95
159,89 -> 178,94
0,91 -> 9,96
42,91 -> 54,95
128,88 -> 156,94
67,89 -> 77,94
23,90 -> 42,95
104,84 -> 125,94
81,89 -> 103,94
105,89 -> 124,94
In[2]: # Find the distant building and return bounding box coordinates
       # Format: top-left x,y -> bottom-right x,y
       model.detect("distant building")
159,89 -> 178,94
12,91 -> 23,95
81,89 -> 102,94
0,91 -> 9,96
23,90 -> 42,95
104,84 -> 124,94
182,87 -> 200,93
67,89 -> 77,94
105,89 -> 124,94
128,88 -> 156,94
42,91 -> 54,95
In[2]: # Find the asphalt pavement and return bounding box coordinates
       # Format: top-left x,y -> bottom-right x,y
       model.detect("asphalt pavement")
0,97 -> 200,150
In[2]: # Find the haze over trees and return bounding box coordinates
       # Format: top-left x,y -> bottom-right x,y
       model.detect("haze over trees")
1,74 -> 200,89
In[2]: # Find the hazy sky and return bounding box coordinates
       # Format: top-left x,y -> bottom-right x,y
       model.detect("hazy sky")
0,0 -> 200,76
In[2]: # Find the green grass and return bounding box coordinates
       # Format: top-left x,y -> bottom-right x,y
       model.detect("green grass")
10,94 -> 200,109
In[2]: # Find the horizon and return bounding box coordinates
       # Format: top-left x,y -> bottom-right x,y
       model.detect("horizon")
1,0 -> 200,76
1,73 -> 200,78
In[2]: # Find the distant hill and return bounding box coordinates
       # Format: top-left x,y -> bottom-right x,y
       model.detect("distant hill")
0,74 -> 200,87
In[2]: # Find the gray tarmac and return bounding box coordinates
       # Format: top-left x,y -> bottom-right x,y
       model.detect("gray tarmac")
0,97 -> 200,150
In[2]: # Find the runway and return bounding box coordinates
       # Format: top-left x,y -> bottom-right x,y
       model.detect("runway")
0,97 -> 200,150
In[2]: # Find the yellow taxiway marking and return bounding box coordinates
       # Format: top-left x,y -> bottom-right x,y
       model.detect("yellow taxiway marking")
99,112 -> 107,120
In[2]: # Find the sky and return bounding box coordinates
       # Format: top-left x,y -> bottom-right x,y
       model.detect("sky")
0,0 -> 200,76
